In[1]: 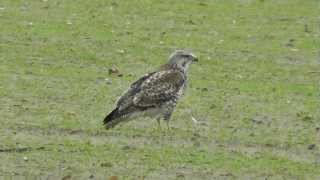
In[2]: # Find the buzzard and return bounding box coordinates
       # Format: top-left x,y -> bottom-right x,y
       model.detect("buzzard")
103,50 -> 198,129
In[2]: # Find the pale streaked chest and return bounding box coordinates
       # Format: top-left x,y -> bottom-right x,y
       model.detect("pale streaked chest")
177,80 -> 187,97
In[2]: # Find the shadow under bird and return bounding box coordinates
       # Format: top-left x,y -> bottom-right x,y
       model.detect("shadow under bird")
103,50 -> 198,129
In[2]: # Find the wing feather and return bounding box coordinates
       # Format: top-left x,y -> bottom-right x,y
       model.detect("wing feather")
133,70 -> 185,107
116,72 -> 156,110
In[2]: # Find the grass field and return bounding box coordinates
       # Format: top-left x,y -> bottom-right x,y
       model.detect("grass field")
0,0 -> 319,179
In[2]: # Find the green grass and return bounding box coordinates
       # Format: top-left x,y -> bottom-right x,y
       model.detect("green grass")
1,0 -> 320,179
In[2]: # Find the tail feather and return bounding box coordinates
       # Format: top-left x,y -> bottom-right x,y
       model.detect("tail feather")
103,108 -> 121,129
103,106 -> 151,129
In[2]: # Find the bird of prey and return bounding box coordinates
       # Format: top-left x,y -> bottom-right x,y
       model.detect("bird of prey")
103,50 -> 198,129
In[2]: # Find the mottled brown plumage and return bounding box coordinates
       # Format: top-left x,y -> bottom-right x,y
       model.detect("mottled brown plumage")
103,50 -> 198,129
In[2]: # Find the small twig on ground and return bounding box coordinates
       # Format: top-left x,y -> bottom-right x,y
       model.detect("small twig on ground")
190,111 -> 209,126
191,115 -> 199,124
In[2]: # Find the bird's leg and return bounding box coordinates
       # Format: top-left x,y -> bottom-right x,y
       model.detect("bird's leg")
165,120 -> 170,130
163,114 -> 172,134
156,117 -> 162,130
163,101 -> 176,132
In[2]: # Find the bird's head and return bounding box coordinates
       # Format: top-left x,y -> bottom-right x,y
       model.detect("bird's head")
167,50 -> 198,72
